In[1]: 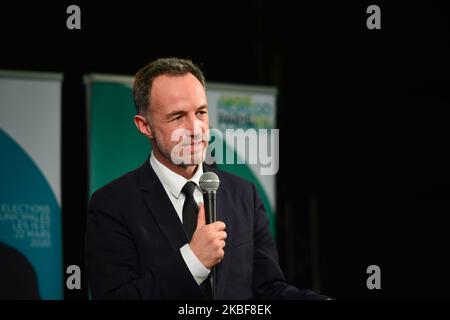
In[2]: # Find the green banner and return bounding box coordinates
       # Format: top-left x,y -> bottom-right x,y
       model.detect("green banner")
86,75 -> 277,236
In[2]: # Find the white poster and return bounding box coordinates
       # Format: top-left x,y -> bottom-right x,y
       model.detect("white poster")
206,83 -> 278,235
0,71 -> 63,299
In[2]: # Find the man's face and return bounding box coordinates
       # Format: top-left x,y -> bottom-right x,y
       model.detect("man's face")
148,73 -> 209,167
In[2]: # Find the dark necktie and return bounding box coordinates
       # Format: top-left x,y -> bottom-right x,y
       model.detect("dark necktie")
181,181 -> 199,242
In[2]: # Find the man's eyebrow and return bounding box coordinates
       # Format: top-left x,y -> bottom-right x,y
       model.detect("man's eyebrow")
166,110 -> 185,118
166,105 -> 208,118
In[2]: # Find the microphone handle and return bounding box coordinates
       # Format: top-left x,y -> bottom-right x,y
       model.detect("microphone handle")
211,264 -> 216,300
204,191 -> 216,224
203,191 -> 217,299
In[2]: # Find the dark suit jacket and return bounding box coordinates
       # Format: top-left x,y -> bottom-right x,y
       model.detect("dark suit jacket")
85,159 -> 323,299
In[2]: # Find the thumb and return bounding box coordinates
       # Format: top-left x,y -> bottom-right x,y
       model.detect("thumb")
196,203 -> 206,229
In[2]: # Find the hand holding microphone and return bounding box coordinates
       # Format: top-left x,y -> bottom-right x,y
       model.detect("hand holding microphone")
189,172 -> 225,268
188,172 -> 222,299
189,204 -> 226,268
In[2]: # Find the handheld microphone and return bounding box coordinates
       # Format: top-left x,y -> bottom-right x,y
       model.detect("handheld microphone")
199,172 -> 220,299
199,172 -> 220,224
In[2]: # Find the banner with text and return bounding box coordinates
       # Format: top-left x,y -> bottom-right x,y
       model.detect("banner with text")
0,71 -> 63,299
86,75 -> 277,235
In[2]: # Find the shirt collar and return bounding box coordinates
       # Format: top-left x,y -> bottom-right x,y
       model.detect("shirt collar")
149,151 -> 203,199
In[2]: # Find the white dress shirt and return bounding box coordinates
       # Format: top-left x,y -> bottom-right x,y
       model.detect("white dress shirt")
149,152 -> 210,285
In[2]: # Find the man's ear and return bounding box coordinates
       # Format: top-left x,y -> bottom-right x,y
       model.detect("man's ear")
134,115 -> 154,139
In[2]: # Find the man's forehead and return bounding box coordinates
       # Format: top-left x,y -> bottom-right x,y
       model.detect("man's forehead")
150,74 -> 207,110
151,73 -> 204,93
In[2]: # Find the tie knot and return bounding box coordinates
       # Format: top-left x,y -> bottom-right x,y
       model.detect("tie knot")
182,181 -> 197,196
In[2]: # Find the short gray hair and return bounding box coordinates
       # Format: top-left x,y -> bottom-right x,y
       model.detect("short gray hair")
133,57 -> 206,115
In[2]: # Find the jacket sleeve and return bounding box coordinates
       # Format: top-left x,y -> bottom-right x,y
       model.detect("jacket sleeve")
85,190 -> 203,300
251,183 -> 329,300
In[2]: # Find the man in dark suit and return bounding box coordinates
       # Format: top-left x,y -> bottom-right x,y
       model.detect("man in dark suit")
85,58 -> 329,300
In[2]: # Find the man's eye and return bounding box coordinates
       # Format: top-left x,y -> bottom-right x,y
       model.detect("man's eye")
172,115 -> 182,121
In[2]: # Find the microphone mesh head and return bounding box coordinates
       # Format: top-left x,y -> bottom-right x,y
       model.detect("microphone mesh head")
199,172 -> 220,192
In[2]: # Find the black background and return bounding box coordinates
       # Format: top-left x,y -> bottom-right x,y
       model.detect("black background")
1,1 -> 449,300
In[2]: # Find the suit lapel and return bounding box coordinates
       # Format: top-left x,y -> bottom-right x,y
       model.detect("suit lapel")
138,160 -> 233,299
138,160 -> 188,252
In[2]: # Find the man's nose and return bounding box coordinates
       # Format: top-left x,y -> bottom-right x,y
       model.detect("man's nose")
185,115 -> 203,135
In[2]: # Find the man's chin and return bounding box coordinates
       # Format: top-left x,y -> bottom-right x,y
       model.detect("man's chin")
170,154 -> 205,167
169,143 -> 207,166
